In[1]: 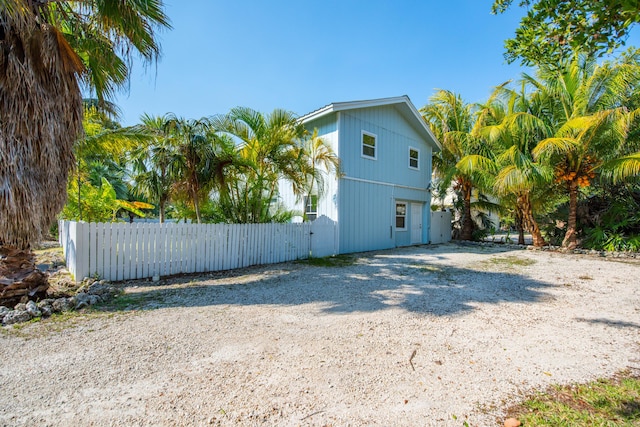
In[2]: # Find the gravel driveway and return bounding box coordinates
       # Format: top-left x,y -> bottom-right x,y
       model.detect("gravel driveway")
1,243 -> 639,426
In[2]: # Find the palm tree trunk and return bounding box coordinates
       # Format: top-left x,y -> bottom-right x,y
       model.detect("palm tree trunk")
192,189 -> 202,224
0,247 -> 48,307
460,182 -> 474,241
515,206 -> 525,245
518,193 -> 546,247
562,181 -> 579,249
159,199 -> 165,224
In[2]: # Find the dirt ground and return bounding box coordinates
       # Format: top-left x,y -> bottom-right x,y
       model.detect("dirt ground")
1,243 -> 639,426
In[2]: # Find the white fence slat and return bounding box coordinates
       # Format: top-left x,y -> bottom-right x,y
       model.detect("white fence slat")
88,222 -> 97,277
96,223 -> 106,278
170,224 -> 178,276
139,223 -> 147,279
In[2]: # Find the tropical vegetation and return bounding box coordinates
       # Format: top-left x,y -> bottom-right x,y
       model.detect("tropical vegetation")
0,0 -> 170,305
493,0 -> 640,66
422,51 -> 640,250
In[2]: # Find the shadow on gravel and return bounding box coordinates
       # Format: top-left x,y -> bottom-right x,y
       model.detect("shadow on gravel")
575,318 -> 640,329
97,245 -> 554,317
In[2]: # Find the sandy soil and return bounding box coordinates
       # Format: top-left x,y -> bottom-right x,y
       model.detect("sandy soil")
1,243 -> 639,426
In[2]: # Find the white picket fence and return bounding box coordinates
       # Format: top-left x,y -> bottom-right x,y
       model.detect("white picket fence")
59,216 -> 338,282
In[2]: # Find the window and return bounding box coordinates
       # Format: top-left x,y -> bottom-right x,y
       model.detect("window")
304,195 -> 318,221
362,131 -> 377,159
396,203 -> 407,230
409,147 -> 419,170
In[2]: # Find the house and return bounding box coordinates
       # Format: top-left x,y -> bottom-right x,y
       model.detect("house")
280,95 -> 442,254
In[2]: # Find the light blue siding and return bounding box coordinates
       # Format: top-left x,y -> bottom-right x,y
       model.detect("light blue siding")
338,179 -> 394,253
338,105 -> 430,188
300,100 -> 435,254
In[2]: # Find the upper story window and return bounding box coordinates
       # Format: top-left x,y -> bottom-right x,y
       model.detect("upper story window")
304,195 -> 318,221
409,147 -> 419,170
361,131 -> 377,160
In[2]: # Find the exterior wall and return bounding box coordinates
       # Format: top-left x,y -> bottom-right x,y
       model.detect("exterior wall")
336,105 -> 433,253
278,115 -> 339,223
337,178 -> 394,253
338,105 -> 432,188
281,101 -> 436,254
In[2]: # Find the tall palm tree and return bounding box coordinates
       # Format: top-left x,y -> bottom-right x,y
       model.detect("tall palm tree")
421,90 -> 494,240
163,114 -> 239,224
213,107 -> 308,223
163,115 -> 216,224
481,84 -> 554,247
0,1 -> 169,304
130,114 -> 179,223
530,55 -> 640,248
301,129 -> 341,221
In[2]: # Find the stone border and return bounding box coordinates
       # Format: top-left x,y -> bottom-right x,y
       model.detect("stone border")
0,278 -> 118,326
461,240 -> 640,259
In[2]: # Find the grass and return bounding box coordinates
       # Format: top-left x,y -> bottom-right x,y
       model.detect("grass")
96,291 -> 165,311
0,310 -> 122,338
485,255 -> 537,267
505,371 -> 640,426
410,263 -> 454,282
299,254 -> 355,267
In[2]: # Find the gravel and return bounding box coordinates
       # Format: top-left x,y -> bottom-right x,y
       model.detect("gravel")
1,243 -> 639,426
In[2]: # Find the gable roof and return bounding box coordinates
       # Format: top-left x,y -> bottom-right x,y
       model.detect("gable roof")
299,95 -> 441,151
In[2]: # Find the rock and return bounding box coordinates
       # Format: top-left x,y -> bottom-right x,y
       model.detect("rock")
88,295 -> 100,306
2,310 -> 31,325
37,299 -> 54,308
36,263 -> 49,272
39,304 -> 53,317
504,418 -> 521,427
14,303 -> 26,311
0,306 -> 10,322
75,293 -> 91,309
25,301 -> 41,318
52,297 -> 74,313
88,283 -> 110,296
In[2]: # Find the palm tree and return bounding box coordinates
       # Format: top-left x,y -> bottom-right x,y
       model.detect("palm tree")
162,115 -> 216,224
0,1 -> 169,304
421,90 -> 494,240
162,114 -> 240,224
530,55 -> 640,248
480,84 -> 554,247
130,114 -> 179,223
73,103 -> 151,220
213,107 -> 308,223
301,129 -> 341,221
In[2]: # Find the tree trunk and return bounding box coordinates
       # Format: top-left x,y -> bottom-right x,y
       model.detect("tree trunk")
562,181 -> 579,249
518,193 -> 546,247
0,247 -> 48,307
515,206 -> 525,245
460,182 -> 474,241
192,189 -> 202,224
159,197 -> 166,224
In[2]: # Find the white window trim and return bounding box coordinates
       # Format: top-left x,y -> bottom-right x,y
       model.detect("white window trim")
361,130 -> 377,160
408,146 -> 420,170
304,195 -> 318,221
395,202 -> 407,231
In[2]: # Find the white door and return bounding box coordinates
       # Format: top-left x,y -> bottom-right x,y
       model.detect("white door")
410,203 -> 422,244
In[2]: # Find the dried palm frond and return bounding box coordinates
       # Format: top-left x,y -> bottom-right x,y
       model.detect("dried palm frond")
0,6 -> 83,249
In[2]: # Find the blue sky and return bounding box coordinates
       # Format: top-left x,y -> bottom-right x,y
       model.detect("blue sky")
113,1 -> 639,126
